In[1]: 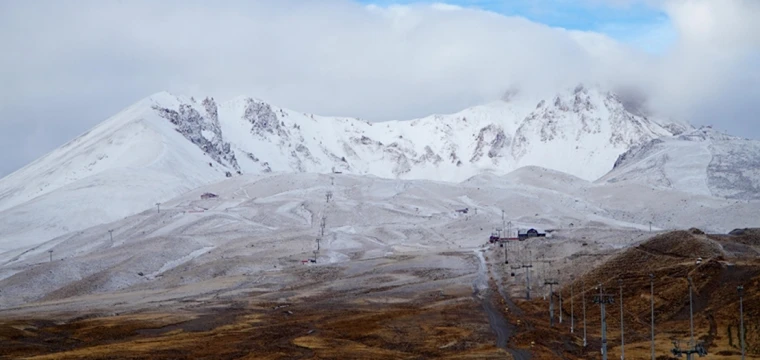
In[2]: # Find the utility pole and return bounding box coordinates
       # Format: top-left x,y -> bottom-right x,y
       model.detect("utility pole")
545,278 -> 559,327
501,210 -> 505,236
582,278 -> 587,347
671,277 -> 707,359
739,285 -> 745,360
594,283 -> 615,360
522,250 -> 533,300
559,285 -> 563,324
320,216 -> 326,237
650,274 -> 655,360
619,278 -> 625,360
570,275 -> 575,333
504,239 -> 509,264
522,263 -> 533,300
316,215 -> 326,253
156,202 -> 160,213
48,249 -> 53,262
558,270 -> 563,324
688,277 -> 695,347
649,221 -> 652,232
108,229 -> 114,244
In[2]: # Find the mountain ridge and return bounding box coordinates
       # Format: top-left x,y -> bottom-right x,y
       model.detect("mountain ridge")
0,85 -> 707,251
599,126 -> 760,200
144,84 -> 683,181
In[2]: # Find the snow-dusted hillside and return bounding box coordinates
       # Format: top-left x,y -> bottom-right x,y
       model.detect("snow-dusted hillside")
598,127 -> 760,200
2,171 -> 758,308
0,93 -> 240,251
0,85 -> 691,250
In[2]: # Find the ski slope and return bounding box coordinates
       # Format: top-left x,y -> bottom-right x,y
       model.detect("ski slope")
0,93 -> 236,251
599,127 -> 760,199
0,171 -> 757,308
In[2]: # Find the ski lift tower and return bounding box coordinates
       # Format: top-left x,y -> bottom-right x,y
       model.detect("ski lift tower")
671,277 -> 708,359
521,251 -> 534,300
503,237 -> 509,264
593,283 -> 615,360
544,277 -> 559,327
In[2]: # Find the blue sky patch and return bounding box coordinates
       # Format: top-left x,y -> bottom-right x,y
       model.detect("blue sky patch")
356,0 -> 677,53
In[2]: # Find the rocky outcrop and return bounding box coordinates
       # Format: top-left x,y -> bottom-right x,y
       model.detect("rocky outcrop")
243,98 -> 282,136
512,85 -> 670,163
152,99 -> 240,171
471,125 -> 509,162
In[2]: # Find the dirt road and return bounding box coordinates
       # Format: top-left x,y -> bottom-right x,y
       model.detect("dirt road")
474,249 -> 532,360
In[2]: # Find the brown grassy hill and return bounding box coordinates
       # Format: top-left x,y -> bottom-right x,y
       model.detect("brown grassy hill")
553,228 -> 760,358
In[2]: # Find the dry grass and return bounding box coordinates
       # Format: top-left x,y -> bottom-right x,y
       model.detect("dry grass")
500,229 -> 760,359
0,296 -> 507,359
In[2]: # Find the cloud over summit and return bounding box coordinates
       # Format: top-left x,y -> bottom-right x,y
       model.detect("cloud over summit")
0,0 -> 758,176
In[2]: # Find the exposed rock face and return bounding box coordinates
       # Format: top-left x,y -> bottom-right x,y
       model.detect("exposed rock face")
146,85 -> 691,183
509,86 -> 674,180
153,99 -> 240,171
471,124 -> 509,163
243,98 -> 282,136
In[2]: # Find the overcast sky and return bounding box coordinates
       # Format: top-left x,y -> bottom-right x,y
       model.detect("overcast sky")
1,0 -> 758,177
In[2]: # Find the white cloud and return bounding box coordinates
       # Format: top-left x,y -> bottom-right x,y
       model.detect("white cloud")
646,0 -> 760,126
0,0 -> 758,176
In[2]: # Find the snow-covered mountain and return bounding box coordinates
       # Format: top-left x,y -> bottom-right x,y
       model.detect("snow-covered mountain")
598,127 -> 760,200
222,84 -> 681,181
3,171 -> 758,308
0,85 -> 689,250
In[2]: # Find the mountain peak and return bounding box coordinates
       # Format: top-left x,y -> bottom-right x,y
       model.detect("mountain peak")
141,91 -> 182,106
0,86 -> 751,249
